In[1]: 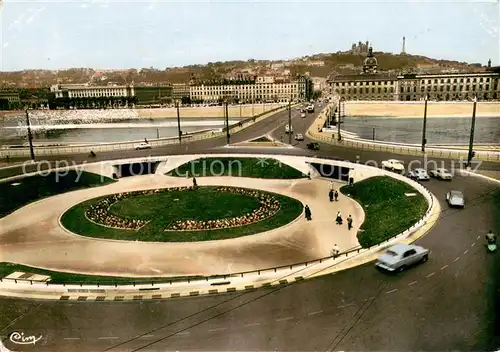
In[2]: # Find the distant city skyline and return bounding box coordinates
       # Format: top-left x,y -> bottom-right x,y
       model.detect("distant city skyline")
0,0 -> 498,71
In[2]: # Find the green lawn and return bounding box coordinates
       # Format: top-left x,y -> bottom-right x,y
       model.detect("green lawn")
0,171 -> 115,218
166,157 -> 305,179
0,262 -> 221,285
340,176 -> 428,247
61,186 -> 303,242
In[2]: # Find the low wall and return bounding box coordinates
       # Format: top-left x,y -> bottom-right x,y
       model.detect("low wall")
0,154 -> 436,300
137,103 -> 283,118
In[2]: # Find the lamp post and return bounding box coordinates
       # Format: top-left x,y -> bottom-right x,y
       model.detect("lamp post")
25,109 -> 35,161
421,94 -> 428,153
176,100 -> 182,143
467,95 -> 478,168
337,97 -> 344,142
288,99 -> 292,145
225,100 -> 230,144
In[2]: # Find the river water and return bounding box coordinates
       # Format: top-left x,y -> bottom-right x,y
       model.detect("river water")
342,116 -> 500,145
0,111 -> 241,145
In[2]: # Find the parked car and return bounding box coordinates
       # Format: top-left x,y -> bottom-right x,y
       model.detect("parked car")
306,142 -> 320,150
300,112 -> 306,118
446,190 -> 465,208
285,124 -> 293,134
430,168 -> 453,180
381,159 -> 405,173
375,243 -> 429,273
295,133 -> 304,141
408,168 -> 430,181
135,142 -> 152,150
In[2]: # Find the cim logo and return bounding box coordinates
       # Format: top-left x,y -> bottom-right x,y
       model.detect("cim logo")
0,331 -> 43,351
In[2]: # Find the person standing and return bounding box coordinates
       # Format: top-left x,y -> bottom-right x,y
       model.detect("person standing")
336,211 -> 343,225
347,214 -> 353,230
305,205 -> 312,221
329,189 -> 334,202
331,244 -> 340,257
192,177 -> 197,188
334,190 -> 339,201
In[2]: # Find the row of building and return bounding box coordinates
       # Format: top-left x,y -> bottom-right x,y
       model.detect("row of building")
327,47 -> 500,101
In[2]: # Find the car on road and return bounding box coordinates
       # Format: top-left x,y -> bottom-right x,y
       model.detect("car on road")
306,142 -> 320,150
135,142 -> 152,150
300,112 -> 306,118
430,168 -> 453,180
285,124 -> 293,134
306,105 -> 315,113
408,168 -> 430,181
375,243 -> 429,273
446,190 -> 465,208
295,133 -> 304,141
381,159 -> 405,173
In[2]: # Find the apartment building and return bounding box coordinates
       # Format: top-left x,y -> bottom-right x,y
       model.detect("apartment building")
189,76 -> 311,103
50,83 -> 134,98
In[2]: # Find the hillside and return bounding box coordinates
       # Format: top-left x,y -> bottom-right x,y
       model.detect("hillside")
0,51 -> 488,89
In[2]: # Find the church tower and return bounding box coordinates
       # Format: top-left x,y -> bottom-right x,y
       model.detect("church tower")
401,36 -> 406,55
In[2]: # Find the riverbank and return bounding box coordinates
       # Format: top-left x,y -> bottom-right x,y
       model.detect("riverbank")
345,101 -> 500,118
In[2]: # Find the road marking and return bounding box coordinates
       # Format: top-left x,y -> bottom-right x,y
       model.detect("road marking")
408,281 -> 418,286
139,335 -> 155,339
441,265 -> 448,270
385,289 -> 398,294
175,332 -> 190,336
307,310 -> 323,316
244,322 -> 261,327
98,337 -> 118,340
454,257 -> 460,262
477,235 -> 481,240
337,303 -> 354,308
426,272 -> 435,278
275,316 -> 294,322
208,327 -> 226,332
64,337 -> 80,340
471,242 -> 476,247
464,249 -> 469,254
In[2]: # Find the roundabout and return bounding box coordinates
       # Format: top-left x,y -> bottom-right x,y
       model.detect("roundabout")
61,185 -> 303,242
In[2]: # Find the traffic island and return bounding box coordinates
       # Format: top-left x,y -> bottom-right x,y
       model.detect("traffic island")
166,157 -> 307,179
60,186 -> 304,242
340,176 -> 428,247
0,171 -> 115,218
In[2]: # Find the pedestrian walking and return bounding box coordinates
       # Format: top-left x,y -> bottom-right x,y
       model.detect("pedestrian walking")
347,214 -> 353,230
192,177 -> 197,188
336,211 -> 343,225
329,189 -> 334,202
334,190 -> 339,201
331,244 -> 340,257
304,205 -> 312,221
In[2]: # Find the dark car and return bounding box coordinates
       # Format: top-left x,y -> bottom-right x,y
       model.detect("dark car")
306,142 -> 320,150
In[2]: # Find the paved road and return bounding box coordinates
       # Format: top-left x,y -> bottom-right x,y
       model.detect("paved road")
1,104 -> 499,351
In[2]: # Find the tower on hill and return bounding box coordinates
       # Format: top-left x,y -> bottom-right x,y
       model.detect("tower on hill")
401,36 -> 406,55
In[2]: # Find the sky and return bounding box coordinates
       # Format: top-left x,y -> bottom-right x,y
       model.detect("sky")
0,0 -> 499,71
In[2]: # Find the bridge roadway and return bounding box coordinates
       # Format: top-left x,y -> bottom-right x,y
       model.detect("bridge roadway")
0,106 -> 499,351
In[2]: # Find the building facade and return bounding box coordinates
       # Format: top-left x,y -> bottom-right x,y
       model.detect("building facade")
189,76 -> 311,103
172,83 -> 190,101
328,47 -> 500,101
50,83 -> 135,98
134,84 -> 173,105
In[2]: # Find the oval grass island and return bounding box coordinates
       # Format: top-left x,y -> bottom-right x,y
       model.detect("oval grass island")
61,185 -> 304,242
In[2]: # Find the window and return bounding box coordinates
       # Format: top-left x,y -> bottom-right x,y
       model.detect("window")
421,87 -> 425,92
400,87 -> 404,93
413,87 -> 416,93
453,79 -> 457,83
440,86 -> 444,92
378,87 -> 381,93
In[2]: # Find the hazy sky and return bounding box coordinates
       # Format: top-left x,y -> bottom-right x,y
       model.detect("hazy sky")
0,0 -> 499,71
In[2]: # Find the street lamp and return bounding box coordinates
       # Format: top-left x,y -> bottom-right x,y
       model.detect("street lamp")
467,95 -> 478,168
421,94 -> 428,153
176,100 -> 182,143
25,109 -> 35,161
337,97 -> 345,142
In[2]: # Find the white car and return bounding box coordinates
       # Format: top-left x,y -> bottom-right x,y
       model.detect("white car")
300,112 -> 306,118
295,133 -> 304,141
408,168 -> 430,181
381,159 -> 405,173
135,142 -> 152,150
446,190 -> 465,208
375,243 -> 429,273
430,168 -> 453,180
285,124 -> 293,134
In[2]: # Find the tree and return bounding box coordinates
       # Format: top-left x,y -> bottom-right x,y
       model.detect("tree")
181,96 -> 191,105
